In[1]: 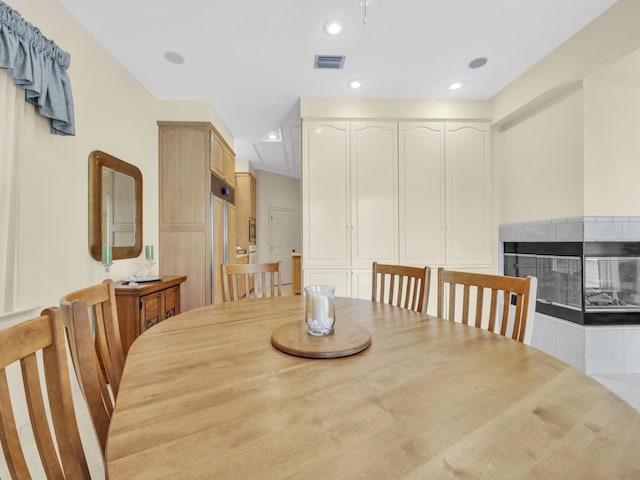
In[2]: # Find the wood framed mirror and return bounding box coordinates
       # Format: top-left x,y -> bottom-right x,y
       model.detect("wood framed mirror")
89,150 -> 142,261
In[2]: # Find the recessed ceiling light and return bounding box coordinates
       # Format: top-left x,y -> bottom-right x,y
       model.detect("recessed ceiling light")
260,129 -> 282,142
348,80 -> 362,89
448,81 -> 463,90
164,51 -> 185,65
323,20 -> 343,36
469,57 -> 488,69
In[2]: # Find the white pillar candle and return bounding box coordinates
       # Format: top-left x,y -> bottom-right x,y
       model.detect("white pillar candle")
312,294 -> 329,323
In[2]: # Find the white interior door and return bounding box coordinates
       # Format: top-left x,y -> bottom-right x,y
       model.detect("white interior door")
269,207 -> 295,284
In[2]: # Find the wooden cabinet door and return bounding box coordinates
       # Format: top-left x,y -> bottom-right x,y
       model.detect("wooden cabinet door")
223,147 -> 235,187
302,121 -> 351,267
445,122 -> 491,266
350,122 -> 398,267
234,171 -> 256,248
163,287 -> 178,320
399,122 -> 446,266
140,293 -> 161,332
160,126 -> 208,226
161,231 -> 208,311
210,130 -> 225,179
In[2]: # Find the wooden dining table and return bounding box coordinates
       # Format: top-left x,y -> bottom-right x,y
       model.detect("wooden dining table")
106,295 -> 640,479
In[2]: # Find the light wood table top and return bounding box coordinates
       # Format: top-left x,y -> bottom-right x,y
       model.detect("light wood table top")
106,296 -> 640,479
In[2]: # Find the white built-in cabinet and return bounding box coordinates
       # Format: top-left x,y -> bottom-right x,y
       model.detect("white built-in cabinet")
302,119 -> 491,299
303,121 -> 350,267
399,121 -> 491,266
351,122 -> 398,266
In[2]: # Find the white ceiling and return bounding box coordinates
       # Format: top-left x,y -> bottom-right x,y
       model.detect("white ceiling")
57,0 -> 618,178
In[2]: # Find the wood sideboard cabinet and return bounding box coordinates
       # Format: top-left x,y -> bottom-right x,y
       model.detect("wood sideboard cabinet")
114,275 -> 187,354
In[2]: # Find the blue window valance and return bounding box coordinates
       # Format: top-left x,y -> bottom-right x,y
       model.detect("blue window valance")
0,1 -> 75,135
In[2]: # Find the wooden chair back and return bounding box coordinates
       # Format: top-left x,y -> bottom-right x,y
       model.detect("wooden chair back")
222,262 -> 283,301
372,262 -> 431,313
437,268 -> 536,343
59,278 -> 124,454
0,307 -> 91,479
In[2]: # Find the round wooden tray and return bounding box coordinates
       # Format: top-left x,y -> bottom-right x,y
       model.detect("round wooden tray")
271,320 -> 371,359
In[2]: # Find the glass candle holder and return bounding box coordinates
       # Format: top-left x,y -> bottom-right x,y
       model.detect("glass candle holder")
101,245 -> 113,273
304,285 -> 336,336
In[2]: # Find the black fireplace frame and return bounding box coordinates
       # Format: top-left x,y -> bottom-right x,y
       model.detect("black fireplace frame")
504,241 -> 640,325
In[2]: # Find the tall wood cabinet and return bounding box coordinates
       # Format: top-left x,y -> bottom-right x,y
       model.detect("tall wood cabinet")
302,119 -> 492,299
235,172 -> 257,249
158,121 -> 236,311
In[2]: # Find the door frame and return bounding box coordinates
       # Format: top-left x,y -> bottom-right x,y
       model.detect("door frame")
269,206 -> 296,284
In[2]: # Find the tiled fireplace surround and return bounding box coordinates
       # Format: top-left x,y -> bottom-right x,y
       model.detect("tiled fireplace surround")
500,216 -> 640,375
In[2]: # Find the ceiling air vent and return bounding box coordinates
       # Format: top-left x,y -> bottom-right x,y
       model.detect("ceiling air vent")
314,55 -> 345,69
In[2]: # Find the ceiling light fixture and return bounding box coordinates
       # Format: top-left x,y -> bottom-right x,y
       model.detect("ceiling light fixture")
348,79 -> 362,89
360,0 -> 374,24
448,81 -> 463,91
323,20 -> 343,36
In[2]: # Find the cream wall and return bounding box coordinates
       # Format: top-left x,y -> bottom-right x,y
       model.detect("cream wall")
492,0 -> 640,223
494,87 -> 584,223
5,0 -> 159,313
584,48 -> 640,214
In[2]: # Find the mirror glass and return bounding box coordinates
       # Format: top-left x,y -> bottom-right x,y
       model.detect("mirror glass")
89,150 -> 142,261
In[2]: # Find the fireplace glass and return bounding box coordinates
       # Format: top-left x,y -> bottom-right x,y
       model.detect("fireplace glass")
584,257 -> 640,311
505,253 -> 582,310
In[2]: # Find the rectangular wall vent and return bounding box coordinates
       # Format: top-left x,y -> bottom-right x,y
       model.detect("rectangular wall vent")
314,55 -> 346,69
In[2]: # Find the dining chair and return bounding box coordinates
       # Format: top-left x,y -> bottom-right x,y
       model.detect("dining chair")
222,262 -> 282,301
59,278 -> 125,454
371,262 -> 431,313
437,268 -> 537,343
0,307 -> 91,479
